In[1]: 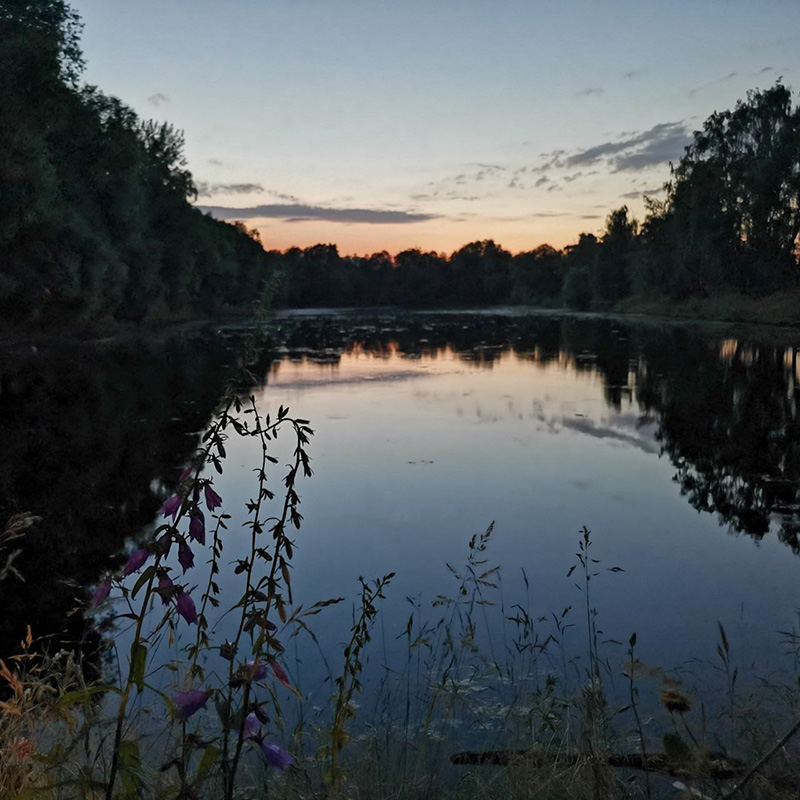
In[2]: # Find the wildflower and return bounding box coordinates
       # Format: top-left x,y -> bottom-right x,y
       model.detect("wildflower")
91,578 -> 111,607
179,465 -> 193,483
178,539 -> 194,573
189,512 -> 205,545
123,548 -> 149,576
242,711 -> 261,739
247,660 -> 267,680
173,689 -> 211,720
260,742 -> 294,773
10,736 -> 34,761
270,659 -> 301,696
204,484 -> 223,511
156,532 -> 172,558
156,573 -> 177,605
160,493 -> 182,520
176,591 -> 198,625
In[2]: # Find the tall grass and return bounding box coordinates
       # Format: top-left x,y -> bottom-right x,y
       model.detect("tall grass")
1,323 -> 800,798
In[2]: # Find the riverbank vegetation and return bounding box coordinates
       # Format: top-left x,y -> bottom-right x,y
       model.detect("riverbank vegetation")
1,317 -> 800,798
269,82 -> 800,319
2,418 -> 800,799
1,1 -> 277,328
3,3 -> 800,333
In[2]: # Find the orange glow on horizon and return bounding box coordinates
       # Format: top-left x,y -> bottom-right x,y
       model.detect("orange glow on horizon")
237,215 -> 602,257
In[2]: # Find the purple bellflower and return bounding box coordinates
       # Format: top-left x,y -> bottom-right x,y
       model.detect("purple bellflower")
91,578 -> 111,607
172,689 -> 211,720
204,484 -> 223,511
242,711 -> 261,739
160,493 -> 182,520
179,465 -> 193,483
123,548 -> 149,576
156,532 -> 172,558
178,539 -> 194,573
156,573 -> 177,605
176,591 -> 198,624
247,660 -> 268,681
189,512 -> 205,545
260,742 -> 294,773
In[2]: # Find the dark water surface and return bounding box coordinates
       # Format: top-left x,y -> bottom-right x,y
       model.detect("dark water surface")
2,309 -> 800,695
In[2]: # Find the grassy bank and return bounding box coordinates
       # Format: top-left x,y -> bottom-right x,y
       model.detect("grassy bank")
614,287 -> 800,329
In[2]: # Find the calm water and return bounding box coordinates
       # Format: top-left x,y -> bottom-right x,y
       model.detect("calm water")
2,309 -> 800,696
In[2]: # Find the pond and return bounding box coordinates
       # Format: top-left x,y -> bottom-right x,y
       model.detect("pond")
2,308 -> 800,712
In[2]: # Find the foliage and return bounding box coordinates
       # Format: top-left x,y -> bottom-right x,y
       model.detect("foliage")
269,85 -> 800,313
0,2 -> 278,326
4,1 -> 800,323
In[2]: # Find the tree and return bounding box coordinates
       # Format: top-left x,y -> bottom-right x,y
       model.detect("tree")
510,244 -> 564,303
668,82 -> 800,291
450,240 -> 511,305
593,206 -> 637,303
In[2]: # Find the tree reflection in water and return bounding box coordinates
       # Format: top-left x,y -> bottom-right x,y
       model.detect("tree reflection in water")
0,312 -> 798,666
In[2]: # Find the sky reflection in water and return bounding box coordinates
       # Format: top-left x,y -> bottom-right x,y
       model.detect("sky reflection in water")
184,329 -> 800,699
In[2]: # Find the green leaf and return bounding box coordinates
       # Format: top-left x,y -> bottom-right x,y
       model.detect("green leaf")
119,740 -> 142,798
197,745 -> 219,781
130,642 -> 147,692
55,684 -> 121,708
131,565 -> 156,600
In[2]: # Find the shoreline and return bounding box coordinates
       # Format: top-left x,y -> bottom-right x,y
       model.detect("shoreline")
2,287 -> 800,351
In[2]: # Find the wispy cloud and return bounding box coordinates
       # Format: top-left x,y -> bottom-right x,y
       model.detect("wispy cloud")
268,190 -> 301,203
196,182 -> 264,197
147,92 -> 170,107
620,186 -> 665,199
197,204 -> 440,225
565,121 -> 691,172
689,70 -> 738,97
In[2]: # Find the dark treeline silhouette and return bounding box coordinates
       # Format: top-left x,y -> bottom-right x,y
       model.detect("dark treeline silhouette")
4,3 -> 798,325
1,1 -> 276,326
273,84 -> 800,310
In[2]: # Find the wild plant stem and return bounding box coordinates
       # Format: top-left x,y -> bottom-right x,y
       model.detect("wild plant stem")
222,401 -> 270,799
105,565 -> 160,800
628,637 -> 651,800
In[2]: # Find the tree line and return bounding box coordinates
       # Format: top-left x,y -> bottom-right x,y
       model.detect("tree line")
3,2 -> 799,325
272,82 -> 800,310
1,1 -> 274,326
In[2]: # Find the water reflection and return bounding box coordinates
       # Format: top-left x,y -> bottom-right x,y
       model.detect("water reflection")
266,312 -> 800,547
0,330 -> 264,665
1,311 -> 799,669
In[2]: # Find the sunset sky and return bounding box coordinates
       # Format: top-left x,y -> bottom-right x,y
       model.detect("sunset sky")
72,0 -> 799,255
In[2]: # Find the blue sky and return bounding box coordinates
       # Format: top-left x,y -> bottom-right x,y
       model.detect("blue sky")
72,0 -> 800,254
